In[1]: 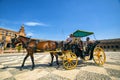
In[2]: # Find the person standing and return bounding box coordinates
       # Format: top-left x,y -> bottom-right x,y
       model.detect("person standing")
0,42 -> 4,54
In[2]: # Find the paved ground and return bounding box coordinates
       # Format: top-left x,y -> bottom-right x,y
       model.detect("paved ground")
0,52 -> 120,80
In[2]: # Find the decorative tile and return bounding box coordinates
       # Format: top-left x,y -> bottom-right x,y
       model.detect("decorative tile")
81,66 -> 108,75
14,69 -> 49,80
52,69 -> 79,80
0,71 -> 12,80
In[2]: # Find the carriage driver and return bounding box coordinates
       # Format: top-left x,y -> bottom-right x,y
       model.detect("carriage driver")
66,34 -> 73,44
63,34 -> 74,50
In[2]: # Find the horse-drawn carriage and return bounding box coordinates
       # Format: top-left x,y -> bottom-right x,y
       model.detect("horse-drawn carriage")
59,30 -> 106,70
11,30 -> 106,70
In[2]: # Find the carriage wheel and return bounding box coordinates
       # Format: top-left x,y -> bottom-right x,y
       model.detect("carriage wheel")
63,51 -> 78,70
93,47 -> 106,65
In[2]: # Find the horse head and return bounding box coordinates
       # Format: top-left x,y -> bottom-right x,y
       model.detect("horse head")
11,34 -> 18,47
11,35 -> 28,48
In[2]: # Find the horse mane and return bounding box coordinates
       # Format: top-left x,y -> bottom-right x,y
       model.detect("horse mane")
19,36 -> 30,39
19,36 -> 38,42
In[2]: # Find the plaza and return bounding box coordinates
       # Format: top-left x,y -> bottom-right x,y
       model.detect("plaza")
0,52 -> 120,80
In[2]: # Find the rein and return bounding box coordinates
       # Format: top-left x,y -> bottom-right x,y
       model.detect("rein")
22,37 -> 39,52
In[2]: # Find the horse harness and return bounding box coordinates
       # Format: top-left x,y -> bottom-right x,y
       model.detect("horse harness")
24,38 -> 39,52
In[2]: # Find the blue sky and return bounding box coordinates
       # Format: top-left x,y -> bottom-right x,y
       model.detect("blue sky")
0,0 -> 120,40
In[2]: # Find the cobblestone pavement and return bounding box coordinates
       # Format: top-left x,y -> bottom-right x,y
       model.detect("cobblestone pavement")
0,52 -> 120,80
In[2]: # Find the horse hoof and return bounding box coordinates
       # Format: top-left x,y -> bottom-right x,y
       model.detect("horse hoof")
56,66 -> 60,69
30,68 -> 34,71
49,63 -> 53,66
20,68 -> 23,71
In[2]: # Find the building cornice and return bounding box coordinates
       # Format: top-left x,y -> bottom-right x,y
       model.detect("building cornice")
0,28 -> 18,34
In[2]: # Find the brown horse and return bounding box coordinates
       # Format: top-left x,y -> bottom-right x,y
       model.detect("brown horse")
11,36 -> 61,70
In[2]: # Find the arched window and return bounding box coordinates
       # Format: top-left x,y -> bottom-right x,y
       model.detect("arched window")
107,46 -> 110,49
104,46 -> 106,49
2,31 -> 5,35
6,43 -> 11,48
115,45 -> 119,48
111,46 -> 114,48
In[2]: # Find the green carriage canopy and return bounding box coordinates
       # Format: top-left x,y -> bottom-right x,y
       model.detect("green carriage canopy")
73,30 -> 94,37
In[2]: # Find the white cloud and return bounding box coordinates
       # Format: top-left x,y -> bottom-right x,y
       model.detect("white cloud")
24,22 -> 47,26
26,32 -> 34,37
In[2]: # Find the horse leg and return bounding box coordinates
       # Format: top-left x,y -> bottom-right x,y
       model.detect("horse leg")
49,52 -> 54,66
20,53 -> 29,70
55,54 -> 59,68
30,52 -> 35,70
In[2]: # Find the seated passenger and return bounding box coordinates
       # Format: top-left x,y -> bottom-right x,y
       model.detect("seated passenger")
72,37 -> 83,51
78,38 -> 83,51
84,37 -> 94,52
70,37 -> 76,44
86,37 -> 94,46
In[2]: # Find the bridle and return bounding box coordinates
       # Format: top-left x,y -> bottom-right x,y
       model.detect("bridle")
13,36 -> 32,48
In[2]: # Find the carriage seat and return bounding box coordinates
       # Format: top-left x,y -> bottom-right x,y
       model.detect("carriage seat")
85,40 -> 100,55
